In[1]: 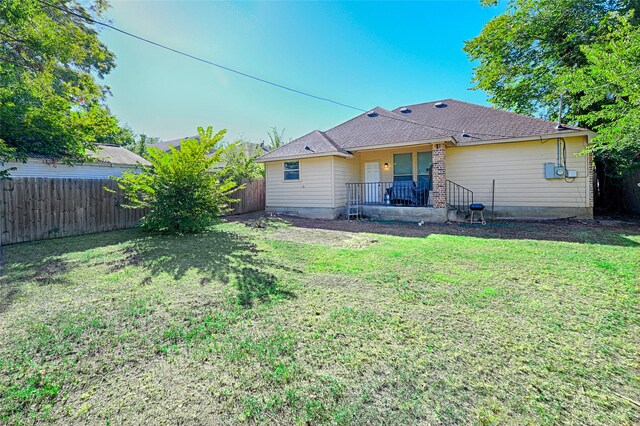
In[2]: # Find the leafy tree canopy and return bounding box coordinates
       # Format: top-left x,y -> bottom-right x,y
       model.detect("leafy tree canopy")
0,0 -> 133,164
112,126 -> 238,234
560,12 -> 640,171
464,0 -> 640,119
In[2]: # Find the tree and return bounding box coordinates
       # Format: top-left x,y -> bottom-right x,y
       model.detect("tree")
464,0 -> 640,118
0,0 -> 133,166
560,12 -> 640,172
111,126 -> 238,233
266,127 -> 288,150
219,140 -> 264,186
126,133 -> 160,158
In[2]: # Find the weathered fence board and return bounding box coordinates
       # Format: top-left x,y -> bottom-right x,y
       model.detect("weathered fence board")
227,179 -> 265,216
0,178 -> 146,245
0,177 -> 265,245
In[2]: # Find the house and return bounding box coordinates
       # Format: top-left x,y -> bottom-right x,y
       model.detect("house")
6,144 -> 150,179
257,99 -> 595,221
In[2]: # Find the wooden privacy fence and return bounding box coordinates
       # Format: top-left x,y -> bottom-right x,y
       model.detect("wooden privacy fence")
227,179 -> 265,215
0,177 -> 265,245
0,178 -> 147,245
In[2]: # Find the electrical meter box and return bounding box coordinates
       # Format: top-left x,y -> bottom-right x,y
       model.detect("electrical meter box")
544,162 -> 567,179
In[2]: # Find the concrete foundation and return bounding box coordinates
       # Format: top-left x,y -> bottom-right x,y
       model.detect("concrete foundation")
267,205 -> 592,222
488,206 -> 593,220
266,206 -> 343,220
360,205 -> 448,223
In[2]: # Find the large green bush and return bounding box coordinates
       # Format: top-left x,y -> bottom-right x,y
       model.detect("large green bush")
112,126 -> 237,233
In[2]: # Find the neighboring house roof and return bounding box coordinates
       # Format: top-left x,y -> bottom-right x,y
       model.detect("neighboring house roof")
259,99 -> 590,161
89,144 -> 151,166
151,136 -> 199,152
25,144 -> 150,167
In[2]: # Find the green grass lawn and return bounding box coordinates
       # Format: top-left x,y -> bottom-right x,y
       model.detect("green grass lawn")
1,218 -> 639,424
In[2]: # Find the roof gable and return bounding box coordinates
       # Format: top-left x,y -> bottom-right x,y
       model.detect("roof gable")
258,130 -> 349,160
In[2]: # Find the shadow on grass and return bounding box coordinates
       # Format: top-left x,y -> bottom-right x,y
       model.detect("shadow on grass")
129,229 -> 297,307
229,212 -> 640,247
1,227 -> 298,312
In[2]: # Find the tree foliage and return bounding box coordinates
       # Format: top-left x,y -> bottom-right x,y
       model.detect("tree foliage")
266,127 -> 288,150
112,127 -> 238,233
125,133 -> 160,158
560,12 -> 640,172
464,0 -> 640,119
0,0 -> 133,165
219,140 -> 264,186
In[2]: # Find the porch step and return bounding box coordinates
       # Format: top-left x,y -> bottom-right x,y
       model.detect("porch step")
447,208 -> 467,222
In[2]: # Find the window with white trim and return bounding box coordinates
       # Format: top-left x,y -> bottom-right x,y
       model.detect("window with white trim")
284,161 -> 300,180
393,153 -> 413,182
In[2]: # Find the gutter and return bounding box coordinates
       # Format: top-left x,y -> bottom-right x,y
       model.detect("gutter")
256,151 -> 354,163
456,130 -> 596,147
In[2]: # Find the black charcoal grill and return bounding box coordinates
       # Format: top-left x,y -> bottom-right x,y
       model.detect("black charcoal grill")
469,203 -> 486,225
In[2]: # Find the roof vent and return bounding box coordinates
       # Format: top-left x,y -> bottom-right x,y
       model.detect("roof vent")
434,102 -> 447,108
399,107 -> 411,114
366,111 -> 379,117
461,131 -> 470,138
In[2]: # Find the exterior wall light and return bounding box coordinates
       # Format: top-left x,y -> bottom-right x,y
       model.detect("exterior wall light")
383,162 -> 389,170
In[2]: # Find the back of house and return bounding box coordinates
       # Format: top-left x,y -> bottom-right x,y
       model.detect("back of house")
257,99 -> 594,221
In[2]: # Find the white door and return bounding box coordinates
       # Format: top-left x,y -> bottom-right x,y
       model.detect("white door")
364,162 -> 381,203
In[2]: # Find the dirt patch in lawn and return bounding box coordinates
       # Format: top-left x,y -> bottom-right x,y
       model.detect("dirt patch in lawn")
228,211 -> 640,246
270,227 -> 379,249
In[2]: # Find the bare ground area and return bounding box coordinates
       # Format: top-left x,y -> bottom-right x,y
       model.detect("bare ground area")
228,210 -> 640,246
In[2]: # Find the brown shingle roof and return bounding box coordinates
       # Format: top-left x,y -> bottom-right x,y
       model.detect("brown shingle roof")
258,130 -> 350,160
393,99 -> 583,142
259,99 -> 588,161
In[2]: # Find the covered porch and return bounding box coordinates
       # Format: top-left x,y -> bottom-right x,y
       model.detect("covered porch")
343,142 -> 461,221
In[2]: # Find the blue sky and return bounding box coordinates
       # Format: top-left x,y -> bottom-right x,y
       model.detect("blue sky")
101,1 -> 504,144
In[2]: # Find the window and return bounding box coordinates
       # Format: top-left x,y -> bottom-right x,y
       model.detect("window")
417,152 -> 433,190
284,161 -> 299,180
393,153 -> 413,182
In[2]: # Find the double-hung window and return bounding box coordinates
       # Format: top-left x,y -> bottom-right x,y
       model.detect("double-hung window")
393,153 -> 413,182
284,161 -> 300,180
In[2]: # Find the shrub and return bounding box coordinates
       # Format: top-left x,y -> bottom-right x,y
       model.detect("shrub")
112,126 -> 237,233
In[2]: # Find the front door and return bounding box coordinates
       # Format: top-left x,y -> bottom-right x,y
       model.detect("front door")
364,162 -> 381,203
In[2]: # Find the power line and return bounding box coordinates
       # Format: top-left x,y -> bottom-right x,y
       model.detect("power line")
36,0 -> 515,139
35,0 -> 362,112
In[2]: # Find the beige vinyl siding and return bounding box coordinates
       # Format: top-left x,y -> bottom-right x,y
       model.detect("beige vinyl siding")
333,157 -> 360,208
7,159 -> 136,179
446,136 -> 590,208
265,157 -> 335,208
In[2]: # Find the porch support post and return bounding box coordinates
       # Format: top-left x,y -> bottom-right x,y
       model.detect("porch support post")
432,143 -> 446,208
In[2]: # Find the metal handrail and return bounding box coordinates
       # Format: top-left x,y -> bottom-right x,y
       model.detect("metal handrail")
445,180 -> 473,216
